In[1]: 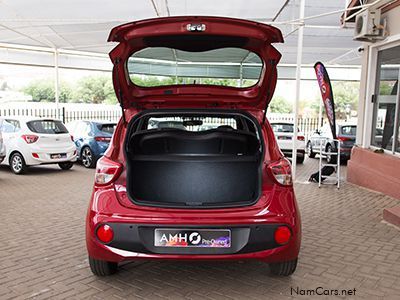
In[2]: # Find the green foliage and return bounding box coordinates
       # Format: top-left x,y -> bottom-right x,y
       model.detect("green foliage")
331,81 -> 359,119
379,81 -> 396,96
131,75 -> 242,87
21,74 -> 259,104
269,96 -> 293,113
21,76 -> 116,104
22,80 -> 72,103
74,75 -> 116,104
302,81 -> 360,119
131,75 -> 175,87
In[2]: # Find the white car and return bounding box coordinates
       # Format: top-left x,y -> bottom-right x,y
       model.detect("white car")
0,119 -> 6,163
271,122 -> 306,164
0,117 -> 77,174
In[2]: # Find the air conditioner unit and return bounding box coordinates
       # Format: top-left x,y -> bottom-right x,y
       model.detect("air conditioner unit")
353,9 -> 386,42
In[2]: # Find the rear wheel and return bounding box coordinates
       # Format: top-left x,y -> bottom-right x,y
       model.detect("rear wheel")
270,258 -> 298,276
10,152 -> 27,175
306,142 -> 316,158
88,256 -> 118,276
81,147 -> 96,168
58,162 -> 74,170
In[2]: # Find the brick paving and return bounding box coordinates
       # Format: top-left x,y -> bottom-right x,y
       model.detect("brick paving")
1,157 -> 400,299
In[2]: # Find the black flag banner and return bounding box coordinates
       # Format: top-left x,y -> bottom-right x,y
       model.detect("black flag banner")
314,61 -> 337,139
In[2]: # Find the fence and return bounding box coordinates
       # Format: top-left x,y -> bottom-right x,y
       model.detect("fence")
0,102 -> 324,138
0,103 -> 122,123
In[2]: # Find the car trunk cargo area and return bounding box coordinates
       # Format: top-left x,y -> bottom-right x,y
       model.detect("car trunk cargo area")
125,111 -> 263,208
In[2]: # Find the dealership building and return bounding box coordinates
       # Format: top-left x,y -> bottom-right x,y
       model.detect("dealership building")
343,0 -> 400,224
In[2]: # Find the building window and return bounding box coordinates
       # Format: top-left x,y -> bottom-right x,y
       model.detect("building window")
371,45 -> 400,154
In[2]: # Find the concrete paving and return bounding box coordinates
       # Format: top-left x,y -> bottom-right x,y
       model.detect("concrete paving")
0,158 -> 399,299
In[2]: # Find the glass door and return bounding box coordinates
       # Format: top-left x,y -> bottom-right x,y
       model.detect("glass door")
371,45 -> 400,154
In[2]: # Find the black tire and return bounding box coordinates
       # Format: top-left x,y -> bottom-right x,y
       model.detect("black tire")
81,146 -> 96,168
306,142 -> 316,158
10,152 -> 27,175
270,258 -> 298,276
89,256 -> 118,276
297,155 -> 305,164
326,144 -> 337,164
58,162 -> 74,170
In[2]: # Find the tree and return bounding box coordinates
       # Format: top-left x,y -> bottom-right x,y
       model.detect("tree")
22,79 -> 72,102
269,96 -> 293,113
74,75 -> 116,104
331,81 -> 359,119
300,81 -> 360,119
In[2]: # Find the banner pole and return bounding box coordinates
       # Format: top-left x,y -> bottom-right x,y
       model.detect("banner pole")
318,94 -> 322,130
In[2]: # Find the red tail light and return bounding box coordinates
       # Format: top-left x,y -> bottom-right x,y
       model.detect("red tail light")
70,135 -> 74,142
96,224 -> 114,243
268,158 -> 293,186
94,156 -> 122,185
32,153 -> 39,158
338,136 -> 351,142
297,135 -> 305,141
274,226 -> 292,245
21,134 -> 39,144
95,136 -> 111,142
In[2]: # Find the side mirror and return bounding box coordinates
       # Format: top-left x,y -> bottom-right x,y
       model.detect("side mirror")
314,129 -> 320,135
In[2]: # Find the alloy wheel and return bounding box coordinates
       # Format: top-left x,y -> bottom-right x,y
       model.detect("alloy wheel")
82,147 -> 93,168
12,155 -> 23,172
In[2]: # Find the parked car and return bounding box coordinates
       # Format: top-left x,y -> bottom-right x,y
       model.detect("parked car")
0,117 -> 77,174
306,123 -> 356,163
86,16 -> 301,277
66,121 -> 116,168
271,122 -> 306,163
0,118 -> 6,163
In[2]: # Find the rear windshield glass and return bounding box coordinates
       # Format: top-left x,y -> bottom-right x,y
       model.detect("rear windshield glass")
147,117 -> 238,131
27,120 -> 68,134
271,123 -> 295,133
98,124 -> 116,134
128,47 -> 262,88
341,125 -> 356,135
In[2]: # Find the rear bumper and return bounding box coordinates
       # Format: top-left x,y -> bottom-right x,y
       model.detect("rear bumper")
86,186 -> 301,263
87,222 -> 300,263
281,149 -> 305,157
24,146 -> 77,165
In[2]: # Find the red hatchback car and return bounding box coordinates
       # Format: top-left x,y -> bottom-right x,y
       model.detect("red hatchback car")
86,16 -> 301,277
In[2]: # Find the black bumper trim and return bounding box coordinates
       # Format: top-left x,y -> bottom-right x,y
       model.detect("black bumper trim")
104,223 -> 285,255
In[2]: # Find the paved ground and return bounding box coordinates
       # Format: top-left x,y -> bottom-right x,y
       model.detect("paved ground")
1,158 -> 400,300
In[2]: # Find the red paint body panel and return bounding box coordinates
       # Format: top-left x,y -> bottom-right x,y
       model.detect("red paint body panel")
86,16 -> 301,264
